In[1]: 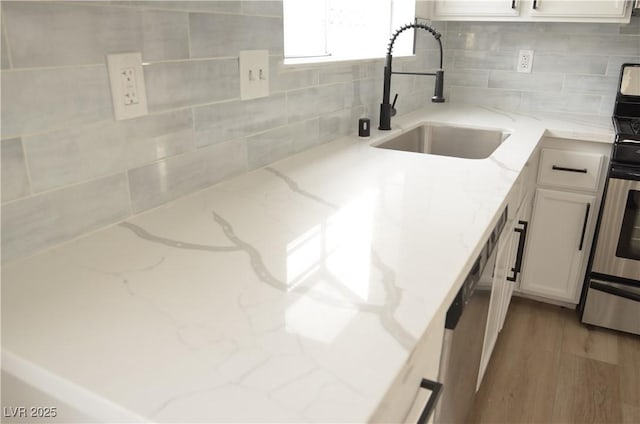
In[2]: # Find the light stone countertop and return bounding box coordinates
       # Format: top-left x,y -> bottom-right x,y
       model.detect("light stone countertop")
1,104 -> 614,422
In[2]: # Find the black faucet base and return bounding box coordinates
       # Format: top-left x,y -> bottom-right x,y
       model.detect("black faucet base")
379,103 -> 393,131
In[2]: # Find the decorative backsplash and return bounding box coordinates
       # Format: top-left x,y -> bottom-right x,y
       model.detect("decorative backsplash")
1,1 -> 638,263
440,16 -> 640,125
0,0 -> 436,262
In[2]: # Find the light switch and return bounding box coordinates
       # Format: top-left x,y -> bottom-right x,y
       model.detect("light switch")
239,50 -> 269,100
106,52 -> 148,120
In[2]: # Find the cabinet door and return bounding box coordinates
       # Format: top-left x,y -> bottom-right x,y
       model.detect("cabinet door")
530,0 -> 628,18
520,188 -> 596,303
477,227 -> 512,389
499,194 -> 533,331
433,0 -> 520,18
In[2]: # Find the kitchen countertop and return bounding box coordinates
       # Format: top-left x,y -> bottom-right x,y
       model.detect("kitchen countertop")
1,104 -> 614,422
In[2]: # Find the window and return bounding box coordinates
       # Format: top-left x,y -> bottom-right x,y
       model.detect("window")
283,0 -> 416,64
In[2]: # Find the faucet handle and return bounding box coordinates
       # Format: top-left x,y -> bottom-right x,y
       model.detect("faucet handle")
391,93 -> 398,117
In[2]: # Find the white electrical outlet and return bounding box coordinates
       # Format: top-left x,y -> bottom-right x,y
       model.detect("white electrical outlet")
517,50 -> 534,73
107,53 -> 148,120
239,50 -> 269,100
121,68 -> 139,105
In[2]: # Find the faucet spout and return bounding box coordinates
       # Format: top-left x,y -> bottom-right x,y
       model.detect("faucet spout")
379,22 -> 445,131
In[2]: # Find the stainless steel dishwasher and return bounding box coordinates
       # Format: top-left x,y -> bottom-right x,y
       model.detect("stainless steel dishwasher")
435,208 -> 507,424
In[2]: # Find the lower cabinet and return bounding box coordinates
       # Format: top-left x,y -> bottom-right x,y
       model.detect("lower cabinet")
517,140 -> 608,305
477,191 -> 533,388
370,313 -> 445,423
477,224 -> 513,388
520,188 -> 596,303
499,194 -> 532,331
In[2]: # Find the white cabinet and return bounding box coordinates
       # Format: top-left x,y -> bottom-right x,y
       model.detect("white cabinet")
519,143 -> 607,304
499,194 -> 532,330
477,225 -> 513,388
477,192 -> 533,388
428,0 -> 632,22
371,312 -> 445,423
476,151 -> 537,388
432,0 -> 520,19
530,0 -> 629,19
520,189 -> 596,303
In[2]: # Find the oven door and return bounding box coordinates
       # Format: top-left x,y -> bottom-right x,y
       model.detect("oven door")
591,166 -> 640,281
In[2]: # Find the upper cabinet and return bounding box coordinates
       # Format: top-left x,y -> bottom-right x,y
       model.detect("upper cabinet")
427,0 -> 632,22
430,0 -> 521,18
530,0 -> 629,19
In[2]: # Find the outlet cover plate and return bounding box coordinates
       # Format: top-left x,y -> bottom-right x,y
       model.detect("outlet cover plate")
239,50 -> 269,100
517,50 -> 534,73
106,52 -> 148,120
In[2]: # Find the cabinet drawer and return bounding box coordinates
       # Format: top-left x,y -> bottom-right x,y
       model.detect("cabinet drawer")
537,149 -> 603,191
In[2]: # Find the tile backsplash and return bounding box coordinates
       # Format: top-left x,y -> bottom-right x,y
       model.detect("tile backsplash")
441,17 -> 640,123
0,0 -> 435,262
1,0 -> 638,263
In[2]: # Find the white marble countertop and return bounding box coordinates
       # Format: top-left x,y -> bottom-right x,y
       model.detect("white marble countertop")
1,104 -> 614,422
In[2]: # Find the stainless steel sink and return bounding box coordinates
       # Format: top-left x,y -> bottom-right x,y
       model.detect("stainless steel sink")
373,125 -> 510,159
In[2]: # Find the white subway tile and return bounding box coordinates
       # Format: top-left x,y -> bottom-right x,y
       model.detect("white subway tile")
246,120 -> 321,169
111,1 -> 243,13
1,138 -> 30,203
23,110 -> 195,193
450,87 -> 522,110
270,56 -> 319,93
128,139 -> 247,213
1,66 -> 113,138
287,84 -> 346,123
189,12 -> 283,58
2,3 -> 188,66
453,51 -> 516,71
1,173 -> 130,263
563,74 -> 619,96
1,25 -> 9,69
489,71 -> 564,91
194,94 -> 287,148
242,1 -> 283,17
521,92 -> 602,114
144,59 -> 239,113
445,70 -> 490,88
533,53 -> 608,74
568,34 -> 640,57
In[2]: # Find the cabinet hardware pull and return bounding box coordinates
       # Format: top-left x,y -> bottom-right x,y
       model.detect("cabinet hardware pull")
552,165 -> 588,174
532,0 -> 538,9
579,204 -> 590,251
511,0 -> 516,9
417,378 -> 443,424
507,220 -> 528,282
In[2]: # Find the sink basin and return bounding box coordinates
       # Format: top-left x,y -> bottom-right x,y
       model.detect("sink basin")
374,125 -> 510,159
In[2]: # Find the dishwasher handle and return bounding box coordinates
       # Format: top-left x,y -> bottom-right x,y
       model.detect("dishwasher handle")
417,378 -> 443,424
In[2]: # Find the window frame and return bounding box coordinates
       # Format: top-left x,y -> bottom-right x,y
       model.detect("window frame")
282,0 -> 418,67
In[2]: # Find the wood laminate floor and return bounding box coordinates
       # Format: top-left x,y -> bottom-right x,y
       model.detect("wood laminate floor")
469,296 -> 640,424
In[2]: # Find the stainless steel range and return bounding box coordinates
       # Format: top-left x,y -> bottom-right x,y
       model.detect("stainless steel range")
581,63 -> 640,335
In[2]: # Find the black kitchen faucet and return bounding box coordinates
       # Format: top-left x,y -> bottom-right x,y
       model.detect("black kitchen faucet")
379,22 -> 445,131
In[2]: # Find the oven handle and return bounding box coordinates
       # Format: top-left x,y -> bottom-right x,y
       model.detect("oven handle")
610,165 -> 640,181
590,281 -> 640,302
